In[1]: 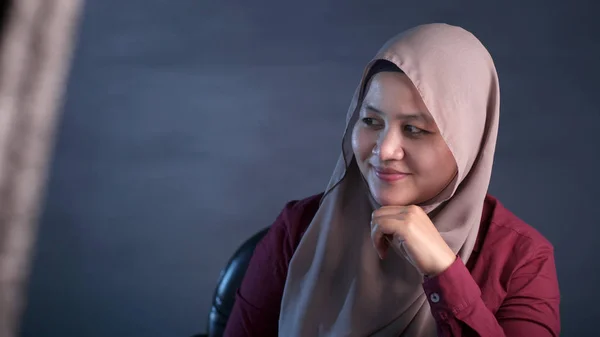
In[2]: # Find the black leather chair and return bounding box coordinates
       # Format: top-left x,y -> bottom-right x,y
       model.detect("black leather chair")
192,227 -> 270,337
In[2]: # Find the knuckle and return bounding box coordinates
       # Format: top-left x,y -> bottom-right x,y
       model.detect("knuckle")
407,205 -> 419,213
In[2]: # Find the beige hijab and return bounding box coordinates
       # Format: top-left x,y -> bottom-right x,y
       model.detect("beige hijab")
279,23 -> 500,337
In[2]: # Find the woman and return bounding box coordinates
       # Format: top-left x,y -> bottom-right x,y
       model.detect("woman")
224,23 -> 560,337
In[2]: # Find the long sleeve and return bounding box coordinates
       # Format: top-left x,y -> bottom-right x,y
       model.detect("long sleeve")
422,246 -> 560,337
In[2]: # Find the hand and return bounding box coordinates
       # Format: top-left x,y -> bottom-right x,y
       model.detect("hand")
370,205 -> 457,276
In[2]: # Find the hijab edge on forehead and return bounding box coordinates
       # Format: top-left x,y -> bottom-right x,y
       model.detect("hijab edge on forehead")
279,23 -> 500,337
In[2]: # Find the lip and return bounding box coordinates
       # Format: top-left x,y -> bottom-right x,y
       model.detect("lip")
373,167 -> 410,182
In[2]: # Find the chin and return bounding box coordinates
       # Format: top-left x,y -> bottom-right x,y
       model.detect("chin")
366,174 -> 418,207
371,190 -> 414,207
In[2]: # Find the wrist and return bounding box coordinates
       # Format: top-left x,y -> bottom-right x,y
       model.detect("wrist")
428,253 -> 457,277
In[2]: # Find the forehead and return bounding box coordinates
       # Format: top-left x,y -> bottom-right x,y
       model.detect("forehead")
362,72 -> 434,122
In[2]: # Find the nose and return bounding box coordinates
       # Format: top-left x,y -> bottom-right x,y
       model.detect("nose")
373,128 -> 404,161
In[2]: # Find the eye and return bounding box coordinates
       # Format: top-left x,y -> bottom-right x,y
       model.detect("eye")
404,125 -> 427,135
361,117 -> 382,127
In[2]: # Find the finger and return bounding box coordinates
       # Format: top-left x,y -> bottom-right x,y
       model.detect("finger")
370,223 -> 390,259
372,206 -> 410,219
371,218 -> 407,259
374,204 -> 424,217
371,213 -> 407,228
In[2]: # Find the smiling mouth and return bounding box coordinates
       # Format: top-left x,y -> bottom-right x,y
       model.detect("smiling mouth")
372,167 -> 410,182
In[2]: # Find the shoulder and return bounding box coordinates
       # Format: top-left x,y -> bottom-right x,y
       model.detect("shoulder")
252,192 -> 322,264
486,195 -> 553,248
238,192 -> 323,289
482,194 -> 555,267
272,192 -> 323,249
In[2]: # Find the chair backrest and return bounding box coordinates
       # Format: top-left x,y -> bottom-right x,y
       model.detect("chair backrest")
206,227 -> 270,337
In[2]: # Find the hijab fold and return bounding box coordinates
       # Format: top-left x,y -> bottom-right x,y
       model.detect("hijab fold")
279,23 -> 500,337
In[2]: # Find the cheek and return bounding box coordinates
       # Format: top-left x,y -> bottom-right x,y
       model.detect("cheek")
418,144 -> 457,178
440,149 -> 458,180
351,125 -> 375,161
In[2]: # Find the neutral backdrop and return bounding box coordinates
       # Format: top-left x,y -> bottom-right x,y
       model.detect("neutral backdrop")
20,0 -> 599,336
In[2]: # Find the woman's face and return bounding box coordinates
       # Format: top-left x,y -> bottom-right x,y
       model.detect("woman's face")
352,71 -> 458,207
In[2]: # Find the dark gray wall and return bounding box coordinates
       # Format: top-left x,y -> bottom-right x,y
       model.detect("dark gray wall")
20,0 -> 599,336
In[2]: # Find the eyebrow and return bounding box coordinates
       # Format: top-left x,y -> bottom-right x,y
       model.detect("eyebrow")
365,104 -> 429,122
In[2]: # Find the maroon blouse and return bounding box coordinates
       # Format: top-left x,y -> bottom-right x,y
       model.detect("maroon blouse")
224,193 -> 560,337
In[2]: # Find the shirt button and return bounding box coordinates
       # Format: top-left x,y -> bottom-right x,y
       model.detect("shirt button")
430,292 -> 440,303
